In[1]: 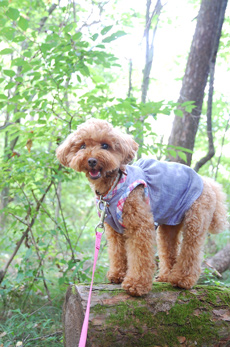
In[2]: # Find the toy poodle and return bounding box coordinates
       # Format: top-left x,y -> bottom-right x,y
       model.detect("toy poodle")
56,118 -> 228,296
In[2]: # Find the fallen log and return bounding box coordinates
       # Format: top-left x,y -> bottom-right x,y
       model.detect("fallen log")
63,282 -> 230,347
206,244 -> 230,274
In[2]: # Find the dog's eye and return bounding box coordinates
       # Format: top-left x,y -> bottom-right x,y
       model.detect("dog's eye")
101,143 -> 109,150
80,144 -> 86,149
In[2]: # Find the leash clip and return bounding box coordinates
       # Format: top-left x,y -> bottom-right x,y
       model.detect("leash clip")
95,196 -> 108,234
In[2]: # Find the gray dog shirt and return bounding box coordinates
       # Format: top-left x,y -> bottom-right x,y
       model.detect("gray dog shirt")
96,158 -> 204,234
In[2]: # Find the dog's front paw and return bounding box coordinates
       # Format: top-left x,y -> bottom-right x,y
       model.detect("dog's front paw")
107,270 -> 126,284
122,277 -> 152,296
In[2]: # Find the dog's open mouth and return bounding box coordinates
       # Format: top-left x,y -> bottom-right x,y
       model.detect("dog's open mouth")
89,170 -> 101,180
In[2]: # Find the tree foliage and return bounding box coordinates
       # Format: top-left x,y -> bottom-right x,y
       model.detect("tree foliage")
0,0 -> 229,345
0,0 -> 177,299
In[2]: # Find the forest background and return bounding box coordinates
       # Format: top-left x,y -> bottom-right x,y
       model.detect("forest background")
0,0 -> 230,346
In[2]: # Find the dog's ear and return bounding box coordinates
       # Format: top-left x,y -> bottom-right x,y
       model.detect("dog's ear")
118,133 -> 139,167
56,133 -> 75,167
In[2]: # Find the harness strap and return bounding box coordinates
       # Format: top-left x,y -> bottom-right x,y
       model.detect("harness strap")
78,231 -> 102,347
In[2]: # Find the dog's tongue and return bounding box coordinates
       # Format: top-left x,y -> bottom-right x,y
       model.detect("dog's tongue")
89,170 -> 100,178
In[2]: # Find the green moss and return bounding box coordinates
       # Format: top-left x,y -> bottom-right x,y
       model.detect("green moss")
71,285 -> 77,295
205,286 -> 230,306
90,284 -> 230,346
99,289 -> 123,297
152,281 -> 179,292
104,300 -> 218,346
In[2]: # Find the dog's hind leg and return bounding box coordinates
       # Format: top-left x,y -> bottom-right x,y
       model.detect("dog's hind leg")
156,223 -> 182,283
105,223 -> 127,284
168,181 -> 216,289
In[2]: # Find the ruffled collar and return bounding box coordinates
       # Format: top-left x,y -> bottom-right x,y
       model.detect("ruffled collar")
95,172 -> 127,202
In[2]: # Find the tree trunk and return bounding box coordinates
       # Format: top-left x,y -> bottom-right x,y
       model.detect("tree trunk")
63,283 -> 230,347
168,0 -> 228,166
137,0 -> 163,159
141,0 -> 162,104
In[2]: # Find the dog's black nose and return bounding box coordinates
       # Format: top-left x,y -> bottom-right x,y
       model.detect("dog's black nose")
88,158 -> 97,168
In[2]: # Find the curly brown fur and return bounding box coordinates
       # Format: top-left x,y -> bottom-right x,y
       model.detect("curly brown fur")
56,118 -> 228,296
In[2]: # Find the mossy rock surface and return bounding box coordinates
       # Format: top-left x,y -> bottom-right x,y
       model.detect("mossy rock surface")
63,283 -> 230,347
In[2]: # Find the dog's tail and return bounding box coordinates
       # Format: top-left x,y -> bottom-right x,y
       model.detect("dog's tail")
207,178 -> 229,234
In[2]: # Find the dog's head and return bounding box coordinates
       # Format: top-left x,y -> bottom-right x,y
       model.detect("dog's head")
56,118 -> 138,181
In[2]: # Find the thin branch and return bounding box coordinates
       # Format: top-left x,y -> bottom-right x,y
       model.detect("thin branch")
215,113 -> 230,180
53,182 -> 76,259
38,4 -> 58,33
0,181 -> 53,284
0,122 -> 14,131
23,330 -> 62,344
74,205 -> 94,248
141,0 -> 163,104
28,294 -> 61,317
32,185 -> 76,261
204,261 -> 222,279
29,227 -> 52,302
51,99 -> 70,124
22,233 -> 54,307
8,213 -> 29,226
127,59 -> 133,98
137,0 -> 163,159
72,0 -> 77,22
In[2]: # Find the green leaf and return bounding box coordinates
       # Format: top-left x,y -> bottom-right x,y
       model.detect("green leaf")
58,276 -> 66,285
168,149 -> 177,158
91,33 -> 98,41
177,151 -> 187,162
18,16 -> 29,31
96,44 -> 105,49
92,74 -> 104,83
181,101 -> 195,107
11,57 -> 25,66
0,27 -> 15,40
79,65 -> 90,77
13,35 -> 25,42
63,22 -> 76,33
0,15 -> 8,27
0,48 -> 13,55
102,30 -> 126,43
101,25 -> 113,35
6,7 -> 19,20
50,229 -> 57,235
21,62 -> 32,73
175,146 -> 193,154
15,77 -> 23,82
161,107 -> 171,115
10,94 -> 21,102
72,32 -> 82,41
23,50 -> 32,58
40,43 -> 55,54
3,69 -> 16,77
4,81 -> 16,89
185,105 -> 196,113
0,93 -> 7,100
0,1 -> 8,7
7,104 -> 15,112
174,109 -> 184,117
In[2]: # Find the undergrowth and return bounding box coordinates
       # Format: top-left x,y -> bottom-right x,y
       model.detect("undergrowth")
0,286 -> 65,347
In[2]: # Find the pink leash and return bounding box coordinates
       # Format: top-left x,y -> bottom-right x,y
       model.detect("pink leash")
78,196 -> 107,347
78,231 -> 102,347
